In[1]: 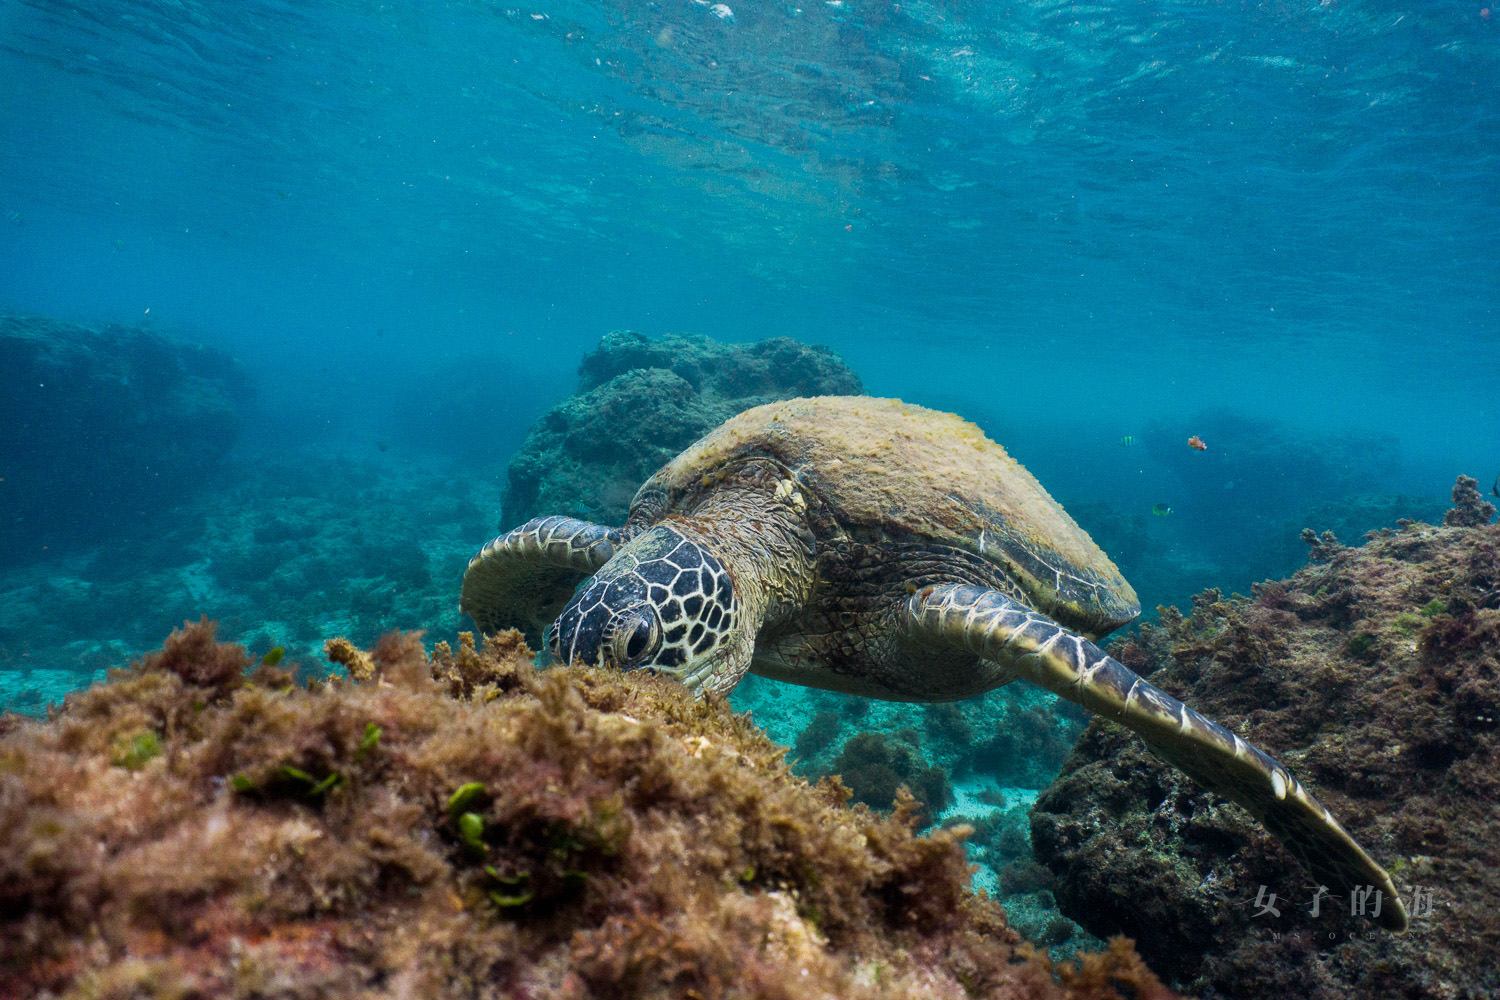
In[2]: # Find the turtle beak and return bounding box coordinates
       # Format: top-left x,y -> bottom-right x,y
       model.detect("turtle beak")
668,626 -> 756,699
548,577 -> 618,667
642,653 -> 713,693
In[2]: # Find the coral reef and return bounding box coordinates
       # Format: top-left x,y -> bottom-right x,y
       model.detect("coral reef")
966,700 -> 1087,791
823,730 -> 954,828
0,620 -> 1177,1000
0,451 -> 500,681
1031,481 -> 1500,1000
501,330 -> 862,528
792,707 -> 843,759
757,673 -> 1095,957
0,315 -> 249,568
775,684 -> 1085,822
1442,474 -> 1496,528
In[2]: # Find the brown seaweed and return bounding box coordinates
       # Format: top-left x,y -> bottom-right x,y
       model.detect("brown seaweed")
1,619 -> 1176,1000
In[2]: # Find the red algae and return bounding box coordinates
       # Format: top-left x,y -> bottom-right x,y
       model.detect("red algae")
1,620 -> 1176,1000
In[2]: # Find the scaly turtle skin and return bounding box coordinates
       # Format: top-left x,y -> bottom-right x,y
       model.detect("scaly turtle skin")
461,396 -> 1407,932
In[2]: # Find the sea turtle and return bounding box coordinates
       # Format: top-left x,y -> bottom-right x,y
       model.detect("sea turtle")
461,396 -> 1407,931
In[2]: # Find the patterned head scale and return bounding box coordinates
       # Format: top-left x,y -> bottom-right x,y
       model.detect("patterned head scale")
548,524 -> 739,689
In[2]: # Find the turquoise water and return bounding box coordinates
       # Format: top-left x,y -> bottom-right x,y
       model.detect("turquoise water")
2,4 -> 1495,964
1,2 -> 1496,687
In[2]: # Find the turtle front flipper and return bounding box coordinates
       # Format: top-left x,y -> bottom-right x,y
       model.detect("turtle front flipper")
460,516 -> 623,647
902,582 -> 1408,933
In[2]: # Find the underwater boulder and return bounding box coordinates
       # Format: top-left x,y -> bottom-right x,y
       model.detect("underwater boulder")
0,315 -> 248,568
501,330 -> 862,528
1031,481 -> 1500,1000
0,619 -> 1179,999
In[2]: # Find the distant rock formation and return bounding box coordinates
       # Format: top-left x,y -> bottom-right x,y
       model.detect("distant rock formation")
500,330 -> 862,529
0,315 -> 248,566
1030,481 -> 1500,1000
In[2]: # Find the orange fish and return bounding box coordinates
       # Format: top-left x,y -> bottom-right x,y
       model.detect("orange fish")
1188,435 -> 1207,451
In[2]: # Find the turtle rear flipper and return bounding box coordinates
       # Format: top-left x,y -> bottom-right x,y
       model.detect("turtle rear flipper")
461,516 -> 623,648
902,582 -> 1408,933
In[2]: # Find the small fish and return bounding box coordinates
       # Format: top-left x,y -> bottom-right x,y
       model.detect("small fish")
1118,435 -> 1136,447
262,647 -> 285,666
1187,435 -> 1207,451
1493,473 -> 1499,499
1152,503 -> 1173,516
3,209 -> 21,226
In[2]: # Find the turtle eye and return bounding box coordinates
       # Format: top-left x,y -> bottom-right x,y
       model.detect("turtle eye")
609,608 -> 661,667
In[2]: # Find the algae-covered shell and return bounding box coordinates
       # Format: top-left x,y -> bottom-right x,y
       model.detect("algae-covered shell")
636,396 -> 1139,638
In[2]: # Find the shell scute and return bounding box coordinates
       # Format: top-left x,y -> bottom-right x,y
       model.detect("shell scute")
635,396 -> 1139,637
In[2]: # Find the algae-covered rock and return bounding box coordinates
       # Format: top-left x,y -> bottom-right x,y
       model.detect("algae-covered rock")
1031,486 -> 1500,1000
0,619 -> 1178,999
501,330 -> 862,528
0,315 -> 248,567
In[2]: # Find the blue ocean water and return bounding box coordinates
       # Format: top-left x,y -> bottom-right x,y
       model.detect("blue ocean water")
1,1 -> 1496,696
2,4 -> 1498,968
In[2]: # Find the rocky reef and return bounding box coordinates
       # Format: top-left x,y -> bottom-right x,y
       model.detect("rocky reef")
0,621 -> 1176,1000
0,452 -> 499,682
0,315 -> 249,568
500,330 -> 862,528
1031,478 -> 1499,1000
734,668 -> 1099,958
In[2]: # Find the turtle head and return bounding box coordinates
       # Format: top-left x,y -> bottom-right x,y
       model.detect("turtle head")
547,524 -> 746,694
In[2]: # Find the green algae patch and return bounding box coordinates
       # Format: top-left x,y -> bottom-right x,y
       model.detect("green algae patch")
455,810 -> 486,853
1392,612 -> 1427,636
111,729 -> 161,770
0,618 -> 1174,1000
446,781 -> 486,816
280,765 -> 343,797
354,720 -> 381,759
